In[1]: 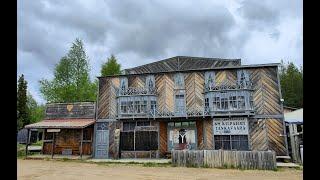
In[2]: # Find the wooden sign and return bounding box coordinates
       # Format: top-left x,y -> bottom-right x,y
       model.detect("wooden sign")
45,102 -> 95,119
213,119 -> 248,135
47,129 -> 61,133
135,126 -> 158,131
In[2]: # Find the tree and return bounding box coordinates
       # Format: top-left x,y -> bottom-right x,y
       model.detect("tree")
27,93 -> 45,124
100,54 -> 121,76
17,74 -> 29,131
279,61 -> 303,108
39,38 -> 97,103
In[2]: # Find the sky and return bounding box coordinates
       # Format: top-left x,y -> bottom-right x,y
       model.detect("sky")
17,0 -> 303,104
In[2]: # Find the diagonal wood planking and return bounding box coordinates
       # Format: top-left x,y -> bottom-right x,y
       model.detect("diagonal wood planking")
266,118 -> 287,155
250,67 -> 281,115
128,75 -> 145,88
215,70 -> 237,86
155,74 -> 174,112
249,119 -> 268,151
98,77 -> 119,119
185,72 -> 205,110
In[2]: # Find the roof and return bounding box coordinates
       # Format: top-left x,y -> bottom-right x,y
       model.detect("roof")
99,63 -> 280,78
284,108 -> 303,124
283,106 -> 299,110
123,56 -> 241,75
25,119 -> 95,129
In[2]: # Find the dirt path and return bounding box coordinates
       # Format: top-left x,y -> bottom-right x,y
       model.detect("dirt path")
18,159 -> 302,180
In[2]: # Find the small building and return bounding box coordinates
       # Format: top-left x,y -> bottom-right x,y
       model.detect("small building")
17,128 -> 42,144
25,102 -> 96,158
284,108 -> 303,163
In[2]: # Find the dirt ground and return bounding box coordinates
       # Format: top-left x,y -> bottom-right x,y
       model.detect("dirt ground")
17,159 -> 302,180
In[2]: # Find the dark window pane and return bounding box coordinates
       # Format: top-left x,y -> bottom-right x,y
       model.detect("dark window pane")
240,140 -> 249,150
239,135 -> 248,141
214,135 -> 222,141
222,141 -> 231,150
129,122 -> 136,130
215,141 -> 222,150
123,122 -> 130,131
120,132 -> 134,150
222,135 -> 230,141
231,141 -> 239,150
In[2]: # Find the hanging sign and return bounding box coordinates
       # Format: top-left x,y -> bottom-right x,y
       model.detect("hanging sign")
47,129 -> 61,133
213,119 -> 248,135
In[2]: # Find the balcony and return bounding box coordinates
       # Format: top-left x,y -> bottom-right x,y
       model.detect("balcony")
117,87 -> 157,96
205,81 -> 253,92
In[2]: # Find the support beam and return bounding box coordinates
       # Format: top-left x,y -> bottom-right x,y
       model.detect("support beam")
25,129 -> 30,158
51,132 -> 55,159
41,129 -> 45,154
80,128 -> 84,159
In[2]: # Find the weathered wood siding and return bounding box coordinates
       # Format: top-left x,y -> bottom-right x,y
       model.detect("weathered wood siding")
266,118 -> 287,155
215,70 -> 237,86
156,74 -> 174,112
185,72 -> 204,110
196,120 -> 204,149
250,67 -> 282,115
159,121 -> 167,157
43,127 -> 93,155
98,77 -> 119,119
108,121 -> 121,158
249,119 -> 268,151
128,75 -> 145,88
203,119 -> 214,149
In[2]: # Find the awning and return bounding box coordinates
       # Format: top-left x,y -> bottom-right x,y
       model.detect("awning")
25,119 -> 96,129
284,108 -> 303,124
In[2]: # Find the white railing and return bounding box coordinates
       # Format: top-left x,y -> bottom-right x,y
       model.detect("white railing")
205,81 -> 253,92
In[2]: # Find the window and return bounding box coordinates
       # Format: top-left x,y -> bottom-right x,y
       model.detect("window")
205,71 -> 215,90
213,96 -> 220,110
83,128 -> 92,141
146,75 -> 155,91
120,78 -> 128,90
151,101 -> 157,112
120,132 -> 134,150
168,122 -> 174,127
221,97 -> 228,110
120,101 -> 127,113
44,132 -> 53,140
214,135 -> 248,150
237,96 -> 245,109
141,101 -> 147,113
128,101 -> 134,113
205,98 -> 209,111
174,73 -> 184,89
134,101 -> 141,113
123,122 -> 136,131
229,96 -> 237,110
135,131 -> 158,150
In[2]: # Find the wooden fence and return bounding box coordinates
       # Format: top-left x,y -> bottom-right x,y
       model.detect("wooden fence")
171,150 -> 276,170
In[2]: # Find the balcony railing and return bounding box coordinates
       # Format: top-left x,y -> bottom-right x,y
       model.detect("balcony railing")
117,106 -> 254,119
205,81 -> 253,92
117,87 -> 157,96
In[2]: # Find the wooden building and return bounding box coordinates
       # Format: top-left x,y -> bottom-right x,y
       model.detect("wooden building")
94,56 -> 288,159
25,102 -> 96,157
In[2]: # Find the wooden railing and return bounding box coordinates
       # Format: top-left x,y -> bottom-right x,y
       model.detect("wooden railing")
205,81 -> 253,92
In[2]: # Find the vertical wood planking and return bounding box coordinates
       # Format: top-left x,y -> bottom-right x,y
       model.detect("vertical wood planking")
196,120 -> 204,150
204,119 -> 213,149
159,121 -> 168,157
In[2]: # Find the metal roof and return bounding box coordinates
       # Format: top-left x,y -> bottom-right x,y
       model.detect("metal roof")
25,119 -> 96,129
284,108 -> 303,124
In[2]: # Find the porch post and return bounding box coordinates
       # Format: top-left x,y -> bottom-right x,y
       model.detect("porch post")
25,129 -> 30,158
41,129 -> 45,154
51,132 -> 55,159
80,128 -> 84,159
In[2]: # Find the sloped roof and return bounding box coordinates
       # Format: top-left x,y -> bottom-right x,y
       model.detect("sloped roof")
25,119 -> 95,129
124,56 -> 241,74
284,108 -> 303,123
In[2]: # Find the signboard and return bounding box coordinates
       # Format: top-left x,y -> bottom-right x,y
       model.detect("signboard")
47,129 -> 61,133
213,118 -> 248,135
45,102 -> 95,119
135,126 -> 158,131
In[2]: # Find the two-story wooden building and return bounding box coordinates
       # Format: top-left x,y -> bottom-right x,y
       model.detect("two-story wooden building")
94,56 -> 288,159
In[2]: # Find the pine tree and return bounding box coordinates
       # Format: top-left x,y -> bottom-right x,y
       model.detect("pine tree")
17,74 -> 29,131
101,54 -> 121,76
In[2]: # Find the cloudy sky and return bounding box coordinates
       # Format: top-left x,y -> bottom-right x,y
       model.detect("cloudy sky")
17,0 -> 303,104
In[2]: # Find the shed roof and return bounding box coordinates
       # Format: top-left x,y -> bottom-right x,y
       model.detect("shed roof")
284,108 -> 303,124
25,119 -> 95,129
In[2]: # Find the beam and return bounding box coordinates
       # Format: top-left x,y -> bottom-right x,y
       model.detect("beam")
80,128 -> 84,159
25,129 -> 30,158
51,132 -> 55,159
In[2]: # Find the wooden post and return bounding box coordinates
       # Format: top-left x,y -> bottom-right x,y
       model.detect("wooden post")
134,129 -> 136,158
51,132 -> 55,159
80,128 -> 84,159
41,129 -> 45,154
25,129 -> 30,158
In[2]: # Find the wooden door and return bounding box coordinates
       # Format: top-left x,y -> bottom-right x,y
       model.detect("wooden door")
95,122 -> 109,158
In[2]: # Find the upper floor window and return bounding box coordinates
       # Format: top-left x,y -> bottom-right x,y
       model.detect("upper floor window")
237,70 -> 250,86
174,73 -> 184,89
146,75 -> 155,90
120,77 -> 128,90
205,71 -> 215,90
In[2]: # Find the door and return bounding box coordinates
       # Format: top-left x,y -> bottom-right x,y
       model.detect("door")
95,122 -> 109,158
175,94 -> 185,115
